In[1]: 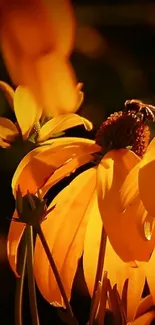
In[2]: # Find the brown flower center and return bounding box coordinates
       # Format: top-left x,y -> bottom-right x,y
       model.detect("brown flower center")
95,108 -> 151,158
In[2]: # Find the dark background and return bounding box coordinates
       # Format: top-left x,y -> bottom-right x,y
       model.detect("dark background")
0,0 -> 155,324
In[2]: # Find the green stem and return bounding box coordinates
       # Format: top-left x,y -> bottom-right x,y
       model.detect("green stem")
89,225 -> 107,325
36,224 -> 77,324
15,233 -> 27,325
26,225 -> 40,325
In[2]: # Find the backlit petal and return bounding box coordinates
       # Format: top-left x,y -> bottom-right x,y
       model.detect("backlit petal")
0,117 -> 18,141
1,0 -> 54,57
120,162 -> 140,210
0,137 -> 11,148
97,149 -> 142,262
130,311 -> 155,325
0,80 -> 14,109
20,53 -> 78,116
7,209 -> 26,276
83,205 -> 145,322
38,114 -> 93,142
136,295 -> 153,318
34,168 -> 96,305
139,138 -> 155,216
45,0 -> 75,56
14,86 -> 42,139
12,137 -> 99,196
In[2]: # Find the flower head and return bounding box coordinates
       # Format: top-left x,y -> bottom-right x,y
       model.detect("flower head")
0,81 -> 92,148
7,99 -> 155,322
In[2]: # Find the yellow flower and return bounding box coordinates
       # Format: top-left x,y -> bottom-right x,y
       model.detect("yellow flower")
7,102 -> 155,323
0,81 -> 92,148
0,0 -> 78,115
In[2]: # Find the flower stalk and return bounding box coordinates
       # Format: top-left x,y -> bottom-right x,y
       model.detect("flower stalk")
26,225 -> 40,325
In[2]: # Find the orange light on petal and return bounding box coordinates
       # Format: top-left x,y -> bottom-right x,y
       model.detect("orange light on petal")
20,53 -> 77,116
45,0 -> 75,56
14,86 -> 42,139
34,168 -> 96,305
0,117 -> 18,141
83,204 -> 145,322
38,114 -> 93,142
130,311 -> 155,325
7,209 -> 26,276
139,138 -> 155,216
0,80 -> 14,109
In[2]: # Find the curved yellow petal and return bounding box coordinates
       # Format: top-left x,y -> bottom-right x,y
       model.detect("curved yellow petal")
14,86 -> 42,139
139,138 -> 155,216
20,53 -> 78,116
34,168 -> 96,305
12,137 -> 99,196
0,80 -> 14,109
0,137 -> 11,148
83,203 -> 145,322
130,311 -> 155,325
38,114 -> 93,142
0,117 -> 18,141
7,210 -> 26,276
120,162 -> 140,210
97,149 -> 142,262
136,295 -> 153,318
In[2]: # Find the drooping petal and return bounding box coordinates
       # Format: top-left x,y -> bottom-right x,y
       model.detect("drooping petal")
0,137 -> 11,148
83,203 -> 145,322
120,162 -> 140,210
7,209 -> 26,276
14,86 -> 42,139
130,311 -> 155,325
0,80 -> 14,109
0,117 -> 18,141
34,168 -> 96,305
38,114 -> 93,142
12,137 -> 99,196
97,149 -> 143,262
139,138 -> 155,216
19,53 -> 78,116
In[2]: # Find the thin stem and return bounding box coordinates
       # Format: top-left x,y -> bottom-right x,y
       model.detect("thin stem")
15,234 -> 27,325
89,225 -> 107,325
36,224 -> 76,324
26,225 -> 40,325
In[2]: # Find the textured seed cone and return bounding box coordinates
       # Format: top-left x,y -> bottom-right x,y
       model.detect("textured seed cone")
96,110 -> 150,157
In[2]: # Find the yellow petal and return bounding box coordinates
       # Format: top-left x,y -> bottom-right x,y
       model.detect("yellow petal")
7,210 -> 26,276
139,138 -> 155,216
0,137 -> 11,148
0,80 -> 14,109
0,117 -> 18,141
14,86 -> 42,139
136,295 -> 153,318
20,53 -> 78,116
130,311 -> 155,325
34,168 -> 96,305
38,114 -> 93,142
97,149 -> 142,262
74,83 -> 84,111
83,204 -> 145,322
12,137 -> 99,196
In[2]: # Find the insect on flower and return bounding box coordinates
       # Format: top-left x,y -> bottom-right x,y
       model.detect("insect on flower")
125,99 -> 155,122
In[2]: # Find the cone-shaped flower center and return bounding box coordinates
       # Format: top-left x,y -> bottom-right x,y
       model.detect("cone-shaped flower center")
96,100 -> 153,157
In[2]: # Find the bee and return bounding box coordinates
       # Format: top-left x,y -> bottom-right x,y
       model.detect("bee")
124,99 -> 155,122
